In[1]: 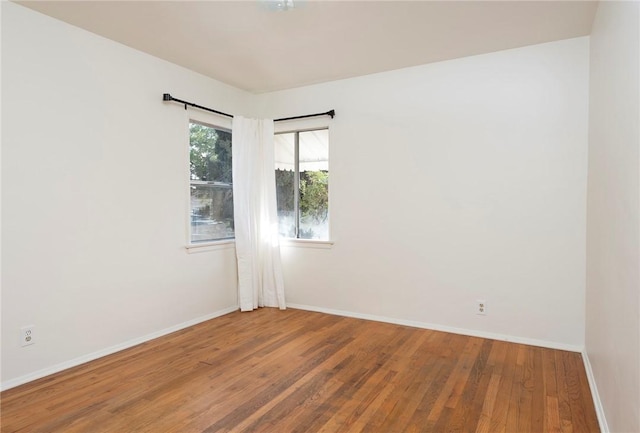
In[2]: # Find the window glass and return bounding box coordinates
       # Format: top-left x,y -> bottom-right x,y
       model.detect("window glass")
275,128 -> 329,240
189,122 -> 234,242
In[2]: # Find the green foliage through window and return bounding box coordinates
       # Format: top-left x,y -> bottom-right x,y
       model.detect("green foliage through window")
189,123 -> 232,183
300,171 -> 329,222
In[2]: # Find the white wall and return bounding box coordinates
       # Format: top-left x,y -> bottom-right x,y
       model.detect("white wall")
586,2 -> 640,432
258,37 -> 590,349
1,1 -> 593,390
1,2 -> 247,387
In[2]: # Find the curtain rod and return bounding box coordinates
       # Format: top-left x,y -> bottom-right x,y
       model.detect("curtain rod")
162,93 -> 335,122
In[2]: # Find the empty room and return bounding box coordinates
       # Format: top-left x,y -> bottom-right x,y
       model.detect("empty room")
1,1 -> 638,432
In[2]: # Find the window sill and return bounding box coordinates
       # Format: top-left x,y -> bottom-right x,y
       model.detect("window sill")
186,240 -> 235,254
280,239 -> 334,249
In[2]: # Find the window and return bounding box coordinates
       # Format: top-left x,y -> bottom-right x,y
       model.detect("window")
274,128 -> 329,240
189,121 -> 234,243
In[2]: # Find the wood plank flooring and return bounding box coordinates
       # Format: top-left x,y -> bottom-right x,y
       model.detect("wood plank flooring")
1,308 -> 600,432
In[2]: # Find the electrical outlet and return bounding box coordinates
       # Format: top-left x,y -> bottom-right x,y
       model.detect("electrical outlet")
476,300 -> 487,316
20,325 -> 35,346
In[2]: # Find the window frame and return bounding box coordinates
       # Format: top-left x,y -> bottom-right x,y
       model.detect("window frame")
274,125 -> 332,244
186,111 -> 235,250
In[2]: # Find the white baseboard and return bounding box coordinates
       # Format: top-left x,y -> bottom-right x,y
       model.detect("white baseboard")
2,303 -> 588,387
0,305 -> 238,392
287,303 -> 584,353
582,350 -> 610,433
4,302 -> 605,429
291,304 -> 609,429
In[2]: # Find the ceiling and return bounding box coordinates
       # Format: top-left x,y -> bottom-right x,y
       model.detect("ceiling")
16,1 -> 598,94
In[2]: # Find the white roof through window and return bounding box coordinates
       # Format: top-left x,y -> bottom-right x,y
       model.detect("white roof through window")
275,129 -> 328,172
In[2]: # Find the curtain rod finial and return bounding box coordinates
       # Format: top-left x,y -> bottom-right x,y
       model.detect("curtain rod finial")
162,93 -> 172,101
328,110 -> 335,118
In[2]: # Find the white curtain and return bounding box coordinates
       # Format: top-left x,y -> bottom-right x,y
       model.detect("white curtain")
232,116 -> 286,311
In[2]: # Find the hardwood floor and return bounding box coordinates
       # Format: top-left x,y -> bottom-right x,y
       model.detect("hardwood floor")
1,309 -> 600,433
